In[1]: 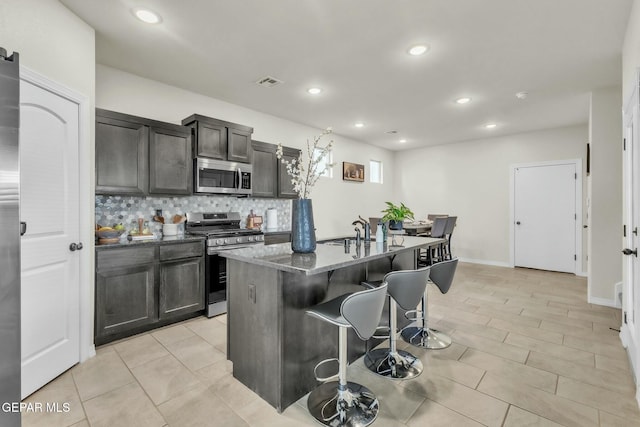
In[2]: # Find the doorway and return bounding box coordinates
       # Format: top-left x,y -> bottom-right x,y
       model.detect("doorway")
19,68 -> 91,398
511,160 -> 582,274
621,79 -> 640,392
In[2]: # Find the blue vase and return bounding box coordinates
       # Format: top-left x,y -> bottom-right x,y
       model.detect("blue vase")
292,199 -> 316,253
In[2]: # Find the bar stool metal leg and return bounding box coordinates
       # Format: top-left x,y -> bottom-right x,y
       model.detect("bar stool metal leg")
400,291 -> 452,349
364,297 -> 423,379
308,326 -> 379,427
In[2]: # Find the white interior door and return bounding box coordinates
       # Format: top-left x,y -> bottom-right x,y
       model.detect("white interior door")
514,163 -> 577,273
622,84 -> 640,384
20,78 -> 80,398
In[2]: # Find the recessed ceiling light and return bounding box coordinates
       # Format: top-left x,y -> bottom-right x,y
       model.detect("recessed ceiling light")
354,122 -> 364,128
485,123 -> 497,129
307,87 -> 322,95
515,91 -> 528,99
133,8 -> 161,24
399,139 -> 407,143
455,97 -> 472,104
408,45 -> 429,56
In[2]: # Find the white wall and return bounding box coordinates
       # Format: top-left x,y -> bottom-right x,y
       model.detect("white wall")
588,87 -> 623,305
623,0 -> 640,102
0,0 -> 96,359
96,64 -> 396,239
394,125 -> 587,266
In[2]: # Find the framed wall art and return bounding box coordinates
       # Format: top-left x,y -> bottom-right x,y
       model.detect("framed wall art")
343,162 -> 365,182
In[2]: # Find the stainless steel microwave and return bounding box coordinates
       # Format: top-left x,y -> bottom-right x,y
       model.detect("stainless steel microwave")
194,158 -> 252,195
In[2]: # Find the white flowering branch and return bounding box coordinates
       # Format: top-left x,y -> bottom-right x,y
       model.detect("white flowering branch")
276,127 -> 335,199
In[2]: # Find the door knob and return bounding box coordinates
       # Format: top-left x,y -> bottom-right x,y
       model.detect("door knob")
622,248 -> 637,257
516,221 -> 521,225
77,243 -> 83,250
69,243 -> 77,252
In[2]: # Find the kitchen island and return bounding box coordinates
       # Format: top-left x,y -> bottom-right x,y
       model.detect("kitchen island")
220,236 -> 444,412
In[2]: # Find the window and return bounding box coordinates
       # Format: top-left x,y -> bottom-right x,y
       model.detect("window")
370,160 -> 383,183
313,147 -> 333,178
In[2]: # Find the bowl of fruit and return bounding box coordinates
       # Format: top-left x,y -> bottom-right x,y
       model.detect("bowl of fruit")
95,224 -> 125,243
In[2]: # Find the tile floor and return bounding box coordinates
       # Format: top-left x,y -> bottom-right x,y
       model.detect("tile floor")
22,263 -> 640,427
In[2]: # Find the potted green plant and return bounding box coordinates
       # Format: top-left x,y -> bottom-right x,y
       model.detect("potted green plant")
381,202 -> 415,230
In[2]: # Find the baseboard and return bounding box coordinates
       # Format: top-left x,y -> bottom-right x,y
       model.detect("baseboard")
576,271 -> 588,277
81,344 -> 96,363
457,257 -> 510,268
588,295 -> 618,308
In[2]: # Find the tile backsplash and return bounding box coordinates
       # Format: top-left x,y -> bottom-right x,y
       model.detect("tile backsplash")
95,195 -> 291,234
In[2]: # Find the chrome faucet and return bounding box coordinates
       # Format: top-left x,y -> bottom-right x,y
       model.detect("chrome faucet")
352,218 -> 371,243
354,227 -> 361,246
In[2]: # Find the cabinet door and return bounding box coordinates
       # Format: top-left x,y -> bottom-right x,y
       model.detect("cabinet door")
149,126 -> 192,195
95,263 -> 157,342
278,147 -> 301,199
159,257 -> 204,319
196,122 -> 227,159
251,141 -> 278,198
228,127 -> 253,163
96,116 -> 148,195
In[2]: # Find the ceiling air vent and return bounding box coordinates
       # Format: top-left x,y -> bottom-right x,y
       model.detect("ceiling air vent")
255,76 -> 283,88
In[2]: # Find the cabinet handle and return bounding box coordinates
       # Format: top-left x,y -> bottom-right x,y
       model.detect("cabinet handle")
622,248 -> 637,257
69,243 -> 77,252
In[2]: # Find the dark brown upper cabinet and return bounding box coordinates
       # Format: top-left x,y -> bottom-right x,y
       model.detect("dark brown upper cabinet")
96,115 -> 148,195
277,146 -> 301,199
149,126 -> 192,195
182,114 -> 253,164
96,109 -> 192,196
251,140 -> 278,198
251,140 -> 300,199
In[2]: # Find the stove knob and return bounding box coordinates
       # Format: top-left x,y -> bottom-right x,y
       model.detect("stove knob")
216,239 -> 224,245
257,235 -> 264,241
223,238 -> 229,244
248,236 -> 254,242
236,237 -> 242,243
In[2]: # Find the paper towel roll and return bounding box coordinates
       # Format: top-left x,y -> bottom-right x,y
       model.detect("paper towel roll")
266,208 -> 278,230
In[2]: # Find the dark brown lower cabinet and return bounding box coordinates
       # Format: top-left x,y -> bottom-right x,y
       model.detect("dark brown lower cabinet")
159,256 -> 204,320
96,262 -> 157,339
95,241 -> 205,345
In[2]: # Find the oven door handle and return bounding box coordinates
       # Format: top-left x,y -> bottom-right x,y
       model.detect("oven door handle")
208,244 -> 257,255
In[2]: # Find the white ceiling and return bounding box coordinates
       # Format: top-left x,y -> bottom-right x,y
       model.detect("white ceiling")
60,0 -> 632,151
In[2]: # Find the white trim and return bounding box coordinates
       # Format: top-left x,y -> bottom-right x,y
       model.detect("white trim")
19,66 -> 95,362
576,271 -> 588,278
458,257 -> 510,268
620,324 -> 640,408
588,295 -> 618,308
509,159 -> 583,276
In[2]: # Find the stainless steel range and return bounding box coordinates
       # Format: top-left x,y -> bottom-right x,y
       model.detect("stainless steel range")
186,212 -> 264,317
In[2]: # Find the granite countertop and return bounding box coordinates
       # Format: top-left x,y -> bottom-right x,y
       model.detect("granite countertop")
219,236 -> 444,275
95,234 -> 205,251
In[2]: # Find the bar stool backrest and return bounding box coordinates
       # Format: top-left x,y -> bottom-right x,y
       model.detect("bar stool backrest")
430,217 -> 448,238
384,267 -> 430,311
341,283 -> 389,340
429,258 -> 458,294
427,214 -> 448,221
444,216 -> 457,235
